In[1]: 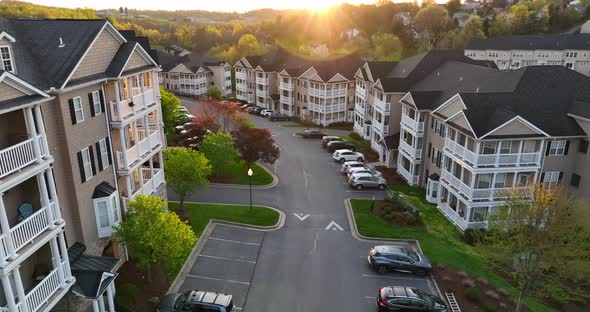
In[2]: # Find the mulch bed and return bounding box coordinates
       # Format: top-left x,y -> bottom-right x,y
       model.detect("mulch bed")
375,166 -> 406,185
433,265 -> 522,312
361,147 -> 380,162
372,199 -> 424,227
115,260 -> 170,312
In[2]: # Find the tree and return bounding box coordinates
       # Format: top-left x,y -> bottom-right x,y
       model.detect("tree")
177,115 -> 220,149
199,132 -> 240,175
195,99 -> 242,133
509,2 -> 532,34
115,195 -> 197,281
237,34 -> 262,56
463,15 -> 486,40
164,147 -> 211,209
480,184 -> 590,310
206,86 -> 222,100
489,13 -> 512,37
446,0 -> 462,15
160,87 -> 181,137
174,24 -> 195,49
371,33 -> 402,61
232,124 -> 280,168
414,5 -> 451,49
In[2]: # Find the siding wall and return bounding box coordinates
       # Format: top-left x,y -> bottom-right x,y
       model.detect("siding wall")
70,30 -> 121,80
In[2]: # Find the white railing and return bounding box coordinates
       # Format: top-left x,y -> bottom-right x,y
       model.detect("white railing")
441,169 -> 471,196
279,82 -> 293,91
372,121 -> 390,136
399,140 -> 422,160
309,88 -> 347,98
439,202 -> 468,230
444,138 -> 478,165
0,135 -> 45,178
401,114 -> 425,133
256,77 -> 269,85
131,168 -> 165,199
374,98 -> 391,114
397,164 -> 419,185
445,138 -> 542,167
117,131 -> 161,169
110,88 -> 157,121
236,71 -> 246,80
179,78 -> 207,85
23,261 -> 65,312
280,96 -> 293,105
355,86 -> 367,100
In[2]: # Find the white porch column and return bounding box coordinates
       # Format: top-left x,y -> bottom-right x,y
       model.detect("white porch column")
138,167 -> 145,191
145,115 -> 151,148
114,82 -> 122,121
38,172 -> 56,229
1,273 -> 17,311
12,266 -> 29,312
149,157 -> 155,191
92,300 -> 100,312
132,121 -> 140,161
490,173 -> 497,201
25,107 -> 42,162
106,282 -> 116,312
57,231 -> 74,281
126,175 -> 133,198
0,194 -> 16,262
98,294 -> 106,312
140,74 -> 147,105
512,172 -> 518,188
49,237 -> 66,287
34,104 -> 49,156
46,167 -> 62,223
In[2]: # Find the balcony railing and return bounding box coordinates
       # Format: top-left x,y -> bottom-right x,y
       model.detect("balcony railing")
256,77 -> 269,85
0,201 -> 59,263
279,82 -> 293,91
0,135 -> 47,178
439,202 -> 468,230
355,86 -> 367,100
308,88 -> 347,98
236,71 -> 246,80
441,169 -> 528,200
399,140 -> 422,160
130,168 -> 165,199
372,121 -> 390,135
441,169 -> 472,197
401,114 -> 424,133
444,138 -> 542,167
116,130 -> 161,169
374,98 -> 391,114
280,96 -> 293,105
397,164 -> 419,186
178,78 -> 207,85
110,88 -> 157,122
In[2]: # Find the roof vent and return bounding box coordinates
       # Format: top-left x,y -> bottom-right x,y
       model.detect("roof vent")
437,72 -> 440,76
459,76 -> 463,81
58,37 -> 66,48
476,87 -> 480,93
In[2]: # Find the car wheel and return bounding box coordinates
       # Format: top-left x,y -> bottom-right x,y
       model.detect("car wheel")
356,184 -> 363,190
377,265 -> 387,274
357,157 -> 363,162
415,268 -> 427,277
340,158 -> 346,163
378,184 -> 386,190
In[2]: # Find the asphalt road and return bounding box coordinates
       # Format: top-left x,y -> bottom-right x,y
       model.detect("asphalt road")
171,98 -> 435,312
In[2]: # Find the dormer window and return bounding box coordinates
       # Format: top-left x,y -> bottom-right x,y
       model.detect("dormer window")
0,46 -> 14,73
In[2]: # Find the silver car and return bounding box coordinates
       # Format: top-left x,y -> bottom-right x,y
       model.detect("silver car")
347,167 -> 383,179
349,173 -> 387,190
340,161 -> 365,173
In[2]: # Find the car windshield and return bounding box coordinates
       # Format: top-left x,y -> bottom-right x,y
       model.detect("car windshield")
174,292 -> 190,309
416,289 -> 435,308
407,250 -> 420,262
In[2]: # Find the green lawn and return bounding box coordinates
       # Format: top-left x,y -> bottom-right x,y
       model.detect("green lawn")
338,135 -> 370,150
217,161 -> 274,185
169,202 -> 280,237
351,184 -> 554,312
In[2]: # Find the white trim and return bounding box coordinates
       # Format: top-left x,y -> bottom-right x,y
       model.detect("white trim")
73,96 -> 84,123
81,147 -> 93,180
98,138 -> 109,170
0,44 -> 15,74
365,63 -> 375,82
0,71 -> 50,97
445,110 -> 477,137
479,115 -> 550,139
400,92 -> 417,109
116,43 -> 159,78
327,73 -> 349,83
567,113 -> 590,124
373,79 -> 384,92
431,93 -> 465,114
93,192 -> 120,238
91,90 -> 102,115
0,31 -> 16,43
298,66 -> 318,79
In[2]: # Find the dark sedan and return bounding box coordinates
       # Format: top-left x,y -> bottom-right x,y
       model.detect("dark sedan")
301,129 -> 326,139
326,141 -> 356,152
377,286 -> 447,312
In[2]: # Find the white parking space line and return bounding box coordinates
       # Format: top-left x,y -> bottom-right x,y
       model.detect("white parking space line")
365,296 -> 376,300
208,237 -> 261,246
362,274 -> 425,281
199,254 -> 257,264
186,274 -> 251,285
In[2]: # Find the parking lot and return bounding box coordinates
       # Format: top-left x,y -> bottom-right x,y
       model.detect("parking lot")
173,97 -> 439,311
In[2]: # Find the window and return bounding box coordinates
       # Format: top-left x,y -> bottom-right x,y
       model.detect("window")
482,142 -> 496,154
579,140 -> 588,154
93,191 -> 121,238
494,173 -> 506,188
499,141 -> 511,154
90,91 -> 102,116
517,173 -> 530,187
0,46 -> 14,73
70,97 -> 84,124
476,174 -> 492,189
543,171 -> 560,187
522,141 -> 536,153
97,138 -> 110,171
548,140 -> 566,155
470,207 -> 488,222
570,174 -> 581,188
78,147 -> 95,182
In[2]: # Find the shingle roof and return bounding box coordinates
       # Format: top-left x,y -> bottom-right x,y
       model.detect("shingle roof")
105,42 -> 137,77
157,50 -> 224,73
466,34 -> 590,51
366,61 -> 397,81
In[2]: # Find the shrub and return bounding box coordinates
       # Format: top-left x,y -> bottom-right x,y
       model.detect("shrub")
462,228 -> 488,246
464,287 -> 481,302
349,131 -> 362,141
383,205 -> 393,214
484,303 -> 497,312
115,283 -> 138,309
404,214 -> 423,226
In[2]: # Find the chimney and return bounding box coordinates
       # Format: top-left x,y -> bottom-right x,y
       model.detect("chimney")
58,37 -> 66,48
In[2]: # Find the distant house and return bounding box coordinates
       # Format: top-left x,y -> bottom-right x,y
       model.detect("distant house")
135,14 -> 149,19
464,0 -> 482,10
165,45 -> 192,57
453,12 -> 472,28
394,12 -> 412,26
569,0 -> 588,12
581,20 -> 590,34
310,43 -> 329,57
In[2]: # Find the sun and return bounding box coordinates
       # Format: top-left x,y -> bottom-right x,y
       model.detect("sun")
299,0 -> 336,12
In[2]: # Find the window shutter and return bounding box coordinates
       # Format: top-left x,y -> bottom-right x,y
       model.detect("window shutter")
77,151 -> 86,183
99,90 -> 106,113
89,145 -> 97,176
105,136 -> 113,165
96,142 -> 103,172
428,143 -> 432,158
564,140 -> 570,155
545,142 -> 551,156
68,99 -> 77,125
88,93 -> 96,117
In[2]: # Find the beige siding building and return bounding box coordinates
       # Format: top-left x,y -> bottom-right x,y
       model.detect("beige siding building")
0,18 -> 166,311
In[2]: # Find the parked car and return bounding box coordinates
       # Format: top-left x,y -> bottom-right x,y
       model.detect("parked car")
368,245 -> 432,276
269,112 -> 290,121
321,136 -> 344,148
247,107 -> 257,113
333,149 -> 364,163
260,109 -> 274,117
158,290 -> 234,312
347,166 -> 383,179
340,161 -> 365,174
377,286 -> 448,312
301,129 -> 326,139
248,106 -> 263,114
178,106 -> 189,114
239,104 -> 253,111
326,140 -> 356,152
349,173 -> 387,190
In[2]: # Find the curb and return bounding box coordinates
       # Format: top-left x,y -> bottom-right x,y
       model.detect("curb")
344,198 -> 444,299
167,202 -> 285,295
209,163 -> 279,190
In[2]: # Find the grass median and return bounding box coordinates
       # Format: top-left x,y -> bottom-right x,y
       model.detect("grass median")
169,202 -> 280,236
213,161 -> 274,186
350,184 -> 553,312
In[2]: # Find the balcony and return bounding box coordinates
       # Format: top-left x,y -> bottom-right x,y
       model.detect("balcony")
373,121 -> 390,136
110,88 -> 157,122
280,81 -> 293,91
355,85 -> 367,100
397,163 -> 419,185
441,169 -> 527,200
0,201 -> 60,264
0,135 -> 47,179
401,114 -> 424,134
178,77 -> 207,85
444,138 -> 542,167
256,77 -> 269,85
116,130 -> 161,170
399,140 -> 422,160
374,98 -> 391,114
439,201 -> 469,230
309,88 -> 347,98
280,96 -> 293,105
236,71 -> 246,80
130,168 -> 165,200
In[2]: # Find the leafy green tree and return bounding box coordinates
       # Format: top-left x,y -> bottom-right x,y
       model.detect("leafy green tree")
237,34 -> 262,56
199,132 -> 240,175
175,24 -> 195,49
115,195 -> 197,281
509,2 -> 532,34
160,87 -> 181,137
489,14 -> 512,37
480,184 -> 590,310
164,147 -> 211,209
414,5 -> 451,49
464,15 -> 486,40
207,86 -> 222,100
446,0 -> 462,15
371,33 -> 402,61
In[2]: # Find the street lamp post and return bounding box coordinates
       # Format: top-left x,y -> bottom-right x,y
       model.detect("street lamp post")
247,168 -> 253,212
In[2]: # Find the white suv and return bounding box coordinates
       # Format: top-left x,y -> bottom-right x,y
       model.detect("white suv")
333,149 -> 364,163
340,161 -> 365,174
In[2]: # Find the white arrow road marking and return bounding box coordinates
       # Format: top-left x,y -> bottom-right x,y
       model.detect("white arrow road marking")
325,221 -> 344,231
293,213 -> 310,221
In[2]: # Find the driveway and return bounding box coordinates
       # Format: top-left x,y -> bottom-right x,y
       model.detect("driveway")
171,98 -> 436,311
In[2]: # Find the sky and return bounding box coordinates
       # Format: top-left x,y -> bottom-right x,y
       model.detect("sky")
27,0 -> 440,13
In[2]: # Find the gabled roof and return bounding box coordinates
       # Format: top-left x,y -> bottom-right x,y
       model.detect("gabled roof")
466,34 -> 590,51
157,50 -> 224,74
366,61 -> 397,81
0,70 -> 52,113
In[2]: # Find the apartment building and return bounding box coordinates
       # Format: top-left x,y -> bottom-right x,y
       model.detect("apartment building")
465,34 -> 590,75
353,51 -> 496,167
157,50 -> 232,97
394,63 -> 590,231
0,18 -> 166,311
234,49 -> 363,126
